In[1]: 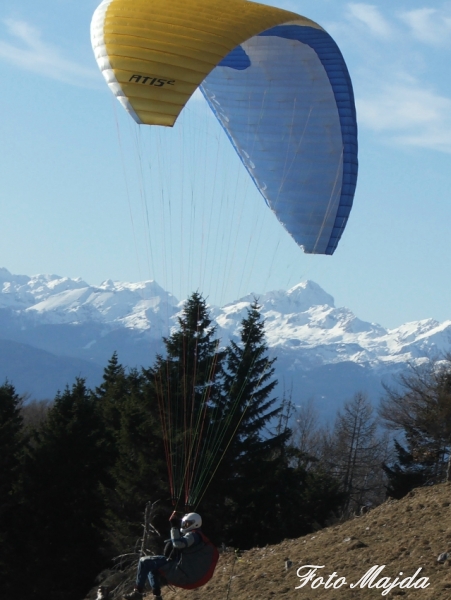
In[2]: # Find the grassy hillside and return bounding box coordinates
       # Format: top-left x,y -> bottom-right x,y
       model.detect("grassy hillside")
164,483 -> 451,599
91,483 -> 451,600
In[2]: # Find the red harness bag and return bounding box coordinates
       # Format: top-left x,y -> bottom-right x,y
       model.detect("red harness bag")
159,531 -> 219,590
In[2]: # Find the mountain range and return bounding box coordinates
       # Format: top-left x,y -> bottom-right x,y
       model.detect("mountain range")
1,267 -> 450,417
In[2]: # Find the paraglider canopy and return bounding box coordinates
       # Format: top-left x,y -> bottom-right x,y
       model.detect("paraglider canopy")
91,0 -> 358,253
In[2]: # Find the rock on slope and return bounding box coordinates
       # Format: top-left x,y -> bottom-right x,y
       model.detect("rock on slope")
90,483 -> 451,600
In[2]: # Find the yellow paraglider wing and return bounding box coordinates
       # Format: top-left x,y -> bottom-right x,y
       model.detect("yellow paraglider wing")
91,0 -> 315,126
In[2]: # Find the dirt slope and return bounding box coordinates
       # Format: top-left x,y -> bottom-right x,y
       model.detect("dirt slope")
162,483 -> 451,600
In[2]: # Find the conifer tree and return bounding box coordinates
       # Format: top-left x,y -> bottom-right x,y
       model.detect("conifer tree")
207,301 -> 292,546
0,381 -> 23,511
98,351 -> 124,391
382,439 -> 429,499
96,351 -> 128,433
95,352 -> 131,482
101,367 -> 167,554
201,301 -> 346,547
149,292 -> 224,509
219,300 -> 285,464
380,356 -> 451,495
21,378 -> 109,600
0,382 -> 25,596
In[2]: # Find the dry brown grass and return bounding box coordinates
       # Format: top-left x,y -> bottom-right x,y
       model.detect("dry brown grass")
160,482 -> 451,600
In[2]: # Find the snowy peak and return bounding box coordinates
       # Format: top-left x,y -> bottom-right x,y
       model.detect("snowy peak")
216,281 -> 385,353
275,280 -> 335,310
1,269 -> 179,335
387,319 -> 451,359
1,268 -> 451,375
0,271 -> 88,308
216,281 -> 335,335
232,280 -> 335,312
0,267 -> 24,284
214,286 -> 451,370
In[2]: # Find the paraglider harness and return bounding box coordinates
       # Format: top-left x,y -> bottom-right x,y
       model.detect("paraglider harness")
160,530 -> 219,590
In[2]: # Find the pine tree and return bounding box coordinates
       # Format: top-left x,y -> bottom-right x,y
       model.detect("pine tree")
0,382 -> 25,596
96,351 -> 128,434
207,300 -> 293,547
200,301 -> 346,547
380,357 -> 451,494
382,439 -> 429,499
21,378 -> 110,600
94,352 -> 133,490
0,381 -> 23,510
220,300 -> 284,461
149,292 -> 224,509
98,351 -> 124,391
101,367 -> 167,554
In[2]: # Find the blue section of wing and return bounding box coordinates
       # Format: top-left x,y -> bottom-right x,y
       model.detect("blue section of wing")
259,26 -> 358,254
218,45 -> 251,70
201,24 -> 358,255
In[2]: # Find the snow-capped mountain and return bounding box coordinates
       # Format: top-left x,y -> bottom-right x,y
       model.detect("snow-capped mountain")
0,267 -> 178,334
217,283 -> 451,367
1,267 -> 450,415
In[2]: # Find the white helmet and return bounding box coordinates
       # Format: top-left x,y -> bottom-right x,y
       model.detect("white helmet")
181,512 -> 202,534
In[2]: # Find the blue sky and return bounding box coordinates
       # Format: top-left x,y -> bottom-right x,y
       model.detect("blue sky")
0,0 -> 450,328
